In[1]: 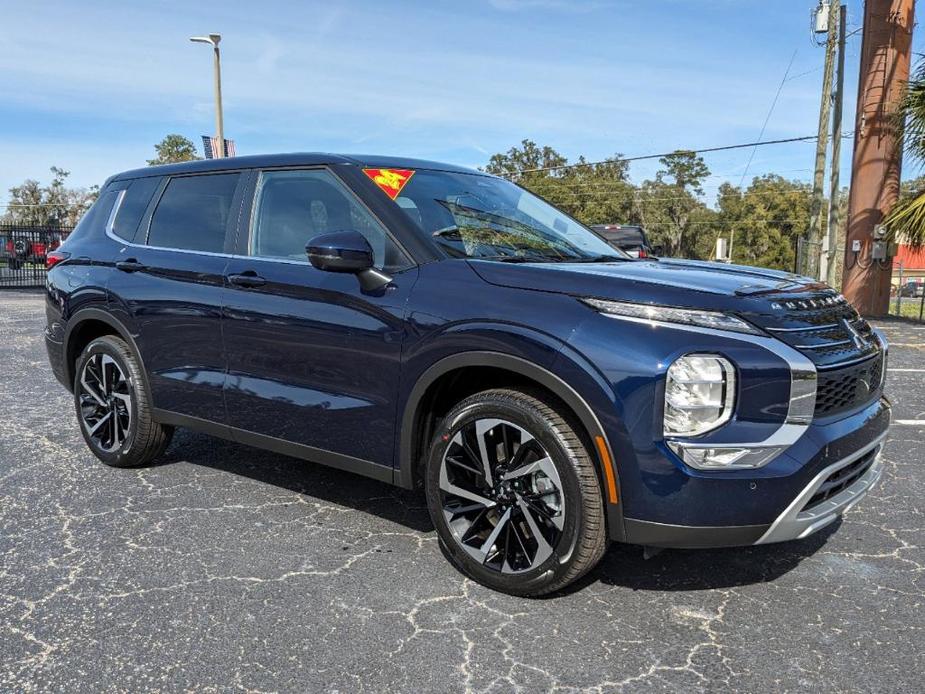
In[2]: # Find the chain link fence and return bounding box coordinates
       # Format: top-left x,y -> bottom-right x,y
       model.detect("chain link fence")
0,224 -> 73,288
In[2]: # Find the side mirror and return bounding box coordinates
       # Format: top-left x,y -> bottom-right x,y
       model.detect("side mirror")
306,230 -> 391,292
307,230 -> 373,273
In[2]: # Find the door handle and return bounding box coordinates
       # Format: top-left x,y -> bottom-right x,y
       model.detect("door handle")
227,272 -> 266,288
115,259 -> 146,273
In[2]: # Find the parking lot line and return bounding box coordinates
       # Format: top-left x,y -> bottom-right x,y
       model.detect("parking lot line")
895,419 -> 925,425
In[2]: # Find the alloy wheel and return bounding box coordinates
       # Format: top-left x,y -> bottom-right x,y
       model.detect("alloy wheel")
439,418 -> 565,574
78,353 -> 132,452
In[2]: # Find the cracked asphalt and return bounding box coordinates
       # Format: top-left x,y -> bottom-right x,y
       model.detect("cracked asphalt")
1,289 -> 923,693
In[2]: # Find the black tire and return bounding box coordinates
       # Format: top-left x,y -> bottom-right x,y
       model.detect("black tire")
425,388 -> 607,596
73,335 -> 173,467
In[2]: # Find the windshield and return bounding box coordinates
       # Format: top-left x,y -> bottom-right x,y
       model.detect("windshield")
393,170 -> 629,262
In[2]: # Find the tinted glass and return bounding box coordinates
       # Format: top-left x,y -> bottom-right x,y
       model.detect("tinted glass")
147,173 -> 240,252
396,170 -> 628,262
113,176 -> 161,242
250,169 -> 406,270
65,190 -> 119,243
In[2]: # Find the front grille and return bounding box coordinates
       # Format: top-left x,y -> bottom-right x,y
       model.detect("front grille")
814,355 -> 883,418
746,293 -> 881,369
802,448 -> 877,512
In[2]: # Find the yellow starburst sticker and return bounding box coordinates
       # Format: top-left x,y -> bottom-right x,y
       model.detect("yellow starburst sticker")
363,168 -> 415,200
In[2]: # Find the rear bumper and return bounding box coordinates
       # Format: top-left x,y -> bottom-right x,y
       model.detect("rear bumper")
44,331 -> 70,390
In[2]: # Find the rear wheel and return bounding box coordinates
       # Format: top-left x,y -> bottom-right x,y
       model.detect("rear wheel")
74,335 -> 173,467
425,389 -> 607,596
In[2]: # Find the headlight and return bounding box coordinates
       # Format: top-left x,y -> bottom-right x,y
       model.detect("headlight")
582,298 -> 763,335
663,354 -> 735,437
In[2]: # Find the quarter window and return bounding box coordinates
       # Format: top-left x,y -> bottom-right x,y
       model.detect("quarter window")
113,176 -> 161,242
250,169 -> 406,270
68,190 -> 119,243
147,173 -> 240,253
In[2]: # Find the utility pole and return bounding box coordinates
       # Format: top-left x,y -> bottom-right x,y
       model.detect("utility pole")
804,0 -> 839,279
190,33 -> 225,157
842,0 -> 915,315
825,5 -> 847,287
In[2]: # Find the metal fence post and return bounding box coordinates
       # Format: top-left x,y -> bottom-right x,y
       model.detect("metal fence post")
894,262 -> 903,316
919,282 -> 925,322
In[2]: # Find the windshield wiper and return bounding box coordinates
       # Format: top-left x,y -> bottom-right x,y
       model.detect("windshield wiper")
560,254 -> 627,263
474,255 -> 536,263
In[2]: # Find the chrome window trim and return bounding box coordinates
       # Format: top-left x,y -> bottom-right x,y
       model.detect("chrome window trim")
104,189 -> 126,240
106,188 -> 238,259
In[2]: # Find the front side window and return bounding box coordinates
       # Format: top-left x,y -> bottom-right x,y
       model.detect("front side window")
250,169 -> 406,270
394,170 -> 628,262
147,173 -> 240,253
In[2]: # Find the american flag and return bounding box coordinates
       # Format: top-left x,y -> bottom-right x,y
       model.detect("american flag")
202,136 -> 236,159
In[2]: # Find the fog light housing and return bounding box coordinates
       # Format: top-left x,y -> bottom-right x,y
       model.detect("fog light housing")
668,443 -> 784,470
663,354 -> 735,437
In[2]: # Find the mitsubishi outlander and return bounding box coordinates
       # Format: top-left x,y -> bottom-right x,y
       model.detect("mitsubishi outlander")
44,154 -> 890,595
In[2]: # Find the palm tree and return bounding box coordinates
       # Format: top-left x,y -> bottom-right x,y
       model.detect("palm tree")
886,57 -> 925,246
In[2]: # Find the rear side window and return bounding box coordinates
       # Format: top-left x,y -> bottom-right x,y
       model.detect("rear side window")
113,176 -> 161,242
147,173 -> 240,253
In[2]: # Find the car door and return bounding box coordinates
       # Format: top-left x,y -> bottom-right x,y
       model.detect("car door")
222,167 -> 418,473
106,171 -> 246,422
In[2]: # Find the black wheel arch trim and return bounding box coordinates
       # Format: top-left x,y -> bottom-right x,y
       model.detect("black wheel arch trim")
397,350 -> 626,542
62,307 -> 151,397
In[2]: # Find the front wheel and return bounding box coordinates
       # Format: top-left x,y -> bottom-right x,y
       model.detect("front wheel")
74,335 -> 173,467
425,389 -> 607,596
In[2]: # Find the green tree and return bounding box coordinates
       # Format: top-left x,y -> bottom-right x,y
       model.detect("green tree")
484,141 -> 635,227
2,167 -> 98,226
713,175 -> 813,270
147,134 -> 201,166
635,151 -> 712,257
484,139 -> 567,183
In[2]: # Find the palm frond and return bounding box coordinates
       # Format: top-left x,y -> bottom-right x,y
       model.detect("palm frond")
896,58 -> 925,167
885,190 -> 925,246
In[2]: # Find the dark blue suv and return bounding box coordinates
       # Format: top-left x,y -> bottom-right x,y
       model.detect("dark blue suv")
44,154 -> 890,595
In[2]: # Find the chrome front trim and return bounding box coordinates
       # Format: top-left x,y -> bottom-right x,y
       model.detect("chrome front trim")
597,316 -> 818,456
755,429 -> 889,544
767,323 -> 839,333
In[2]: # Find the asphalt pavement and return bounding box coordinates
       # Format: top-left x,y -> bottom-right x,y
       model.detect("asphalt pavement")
1,290 -> 923,693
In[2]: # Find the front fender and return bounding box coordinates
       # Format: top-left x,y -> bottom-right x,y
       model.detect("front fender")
396,337 -> 628,541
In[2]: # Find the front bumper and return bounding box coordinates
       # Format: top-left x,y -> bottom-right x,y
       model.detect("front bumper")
623,416 -> 889,548
755,431 -> 885,544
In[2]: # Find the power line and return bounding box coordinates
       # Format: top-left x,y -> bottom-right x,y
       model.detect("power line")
738,49 -> 798,189
510,135 -> 821,176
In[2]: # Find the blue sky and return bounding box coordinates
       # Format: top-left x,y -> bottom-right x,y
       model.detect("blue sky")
1,0 -> 922,210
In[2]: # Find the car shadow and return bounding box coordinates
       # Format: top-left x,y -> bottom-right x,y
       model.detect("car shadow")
156,429 -> 839,593
154,429 -> 435,533
559,519 -> 842,596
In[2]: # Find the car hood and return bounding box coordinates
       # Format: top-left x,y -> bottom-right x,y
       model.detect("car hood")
467,257 -> 827,312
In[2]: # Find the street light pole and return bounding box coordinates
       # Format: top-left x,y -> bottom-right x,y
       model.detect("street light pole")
190,33 -> 224,158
